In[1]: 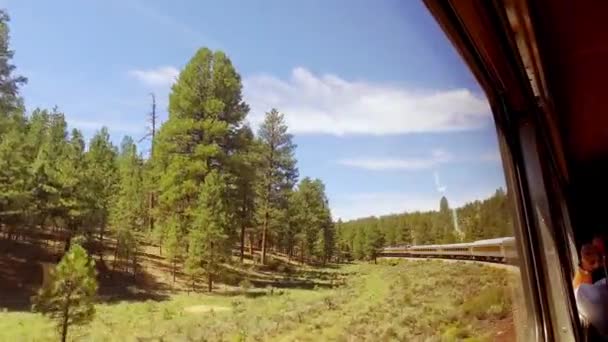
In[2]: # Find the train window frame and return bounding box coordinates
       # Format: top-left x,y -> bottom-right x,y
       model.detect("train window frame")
517,117 -> 581,341
496,123 -> 545,341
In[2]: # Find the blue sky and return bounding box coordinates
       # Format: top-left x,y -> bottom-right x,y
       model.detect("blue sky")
4,0 -> 506,220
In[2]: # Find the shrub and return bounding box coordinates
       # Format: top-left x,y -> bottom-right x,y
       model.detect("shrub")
265,259 -> 281,272
231,299 -> 245,314
239,279 -> 253,293
442,325 -> 471,341
461,286 -> 511,320
162,307 -> 174,320
266,285 -> 275,296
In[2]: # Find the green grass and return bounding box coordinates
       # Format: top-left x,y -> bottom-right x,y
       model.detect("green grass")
0,260 -> 513,341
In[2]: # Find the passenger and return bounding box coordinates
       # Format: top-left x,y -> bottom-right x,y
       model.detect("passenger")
573,244 -> 600,291
592,234 -> 608,283
575,243 -> 608,338
592,235 -> 605,256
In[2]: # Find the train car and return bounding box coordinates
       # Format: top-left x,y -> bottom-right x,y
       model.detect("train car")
379,236 -> 518,263
501,237 -> 518,264
470,238 -> 509,261
440,242 -> 473,258
408,244 -> 443,258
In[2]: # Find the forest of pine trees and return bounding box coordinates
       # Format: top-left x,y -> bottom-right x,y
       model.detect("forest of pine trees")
0,6 -> 515,279
0,10 -> 336,291
336,189 -> 514,261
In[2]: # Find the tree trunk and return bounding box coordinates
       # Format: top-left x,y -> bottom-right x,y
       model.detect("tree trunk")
208,272 -> 213,292
249,234 -> 254,256
172,259 -> 176,283
99,216 -> 106,262
112,242 -> 119,271
149,192 -> 154,233
125,249 -> 130,272
261,208 -> 269,265
240,224 -> 246,263
61,295 -> 70,342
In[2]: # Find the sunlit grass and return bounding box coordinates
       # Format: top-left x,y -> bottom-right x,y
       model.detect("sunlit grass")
0,260 -> 512,341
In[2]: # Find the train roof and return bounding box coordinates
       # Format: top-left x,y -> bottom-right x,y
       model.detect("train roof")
470,237 -> 515,246
409,244 -> 442,250
383,237 -> 515,250
440,242 -> 473,248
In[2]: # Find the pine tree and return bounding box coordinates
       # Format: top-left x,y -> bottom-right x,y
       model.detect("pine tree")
110,136 -> 144,274
55,126 -> 93,249
163,220 -> 181,283
227,125 -> 257,262
365,222 -> 384,264
353,227 -> 366,260
185,171 -> 231,292
314,220 -> 334,265
256,109 -> 298,264
86,127 -> 118,255
0,9 -> 27,235
32,243 -> 97,342
0,10 -> 26,115
0,117 -> 28,239
153,48 -> 248,265
26,109 -> 52,231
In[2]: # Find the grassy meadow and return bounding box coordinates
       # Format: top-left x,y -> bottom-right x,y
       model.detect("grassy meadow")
0,260 -> 514,342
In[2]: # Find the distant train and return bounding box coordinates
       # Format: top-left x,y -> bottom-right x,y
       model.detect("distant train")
379,237 -> 518,264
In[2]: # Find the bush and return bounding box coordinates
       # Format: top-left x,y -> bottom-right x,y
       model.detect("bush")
442,325 -> 471,341
162,307 -> 174,320
231,299 -> 245,314
239,279 -> 253,293
461,286 -> 511,320
265,259 -> 281,272
487,304 -> 509,319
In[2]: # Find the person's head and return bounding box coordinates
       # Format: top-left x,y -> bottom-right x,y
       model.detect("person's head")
593,235 -> 606,256
582,244 -> 601,271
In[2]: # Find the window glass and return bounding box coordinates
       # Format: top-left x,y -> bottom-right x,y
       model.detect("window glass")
0,2 -> 534,341
520,121 -> 576,340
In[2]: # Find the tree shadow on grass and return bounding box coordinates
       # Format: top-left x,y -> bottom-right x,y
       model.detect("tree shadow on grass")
96,285 -> 170,304
0,239 -> 61,312
95,262 -> 172,304
250,278 -> 335,290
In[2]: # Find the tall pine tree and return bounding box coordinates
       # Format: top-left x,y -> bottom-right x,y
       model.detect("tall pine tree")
153,48 -> 249,265
256,109 -> 298,265
110,136 -> 144,273
86,128 -> 118,254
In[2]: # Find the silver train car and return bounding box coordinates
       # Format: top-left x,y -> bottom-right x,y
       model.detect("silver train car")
380,237 -> 517,264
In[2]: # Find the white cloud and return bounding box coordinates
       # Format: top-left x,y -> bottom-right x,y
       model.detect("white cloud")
338,149 -> 451,171
243,67 -> 491,135
337,148 -> 503,172
125,66 -> 490,135
129,66 -> 179,87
